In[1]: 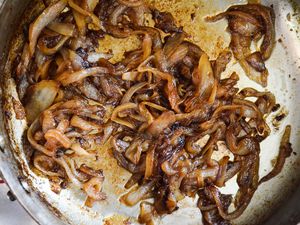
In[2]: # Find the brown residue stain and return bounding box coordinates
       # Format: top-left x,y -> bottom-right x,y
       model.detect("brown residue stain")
145,0 -> 231,58
103,214 -> 133,225
271,157 -> 277,167
12,97 -> 26,120
74,138 -> 131,197
98,35 -> 141,64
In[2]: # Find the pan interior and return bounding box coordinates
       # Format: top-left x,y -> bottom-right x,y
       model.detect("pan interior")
2,0 -> 300,225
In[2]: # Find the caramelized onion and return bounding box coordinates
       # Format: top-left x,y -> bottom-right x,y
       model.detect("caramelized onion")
56,157 -> 82,187
33,153 -> 63,177
144,144 -> 155,179
57,67 -> 109,86
121,180 -> 155,206
138,202 -> 155,225
121,82 -> 147,104
44,129 -> 72,148
70,115 -> 100,131
138,60 -> 181,112
83,177 -> 106,200
259,125 -> 292,184
68,0 -> 102,30
38,35 -> 69,55
111,103 -> 137,129
207,4 -> 275,87
47,22 -> 75,36
29,0 -> 67,56
209,185 -> 253,220
146,111 -> 176,137
25,80 -> 59,123
22,1 -> 291,223
70,143 -> 91,156
28,119 -> 55,156
110,5 -> 128,25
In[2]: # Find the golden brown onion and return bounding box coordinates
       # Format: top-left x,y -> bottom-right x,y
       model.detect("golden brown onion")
56,67 -> 109,86
83,177 -> 106,201
47,22 -> 76,36
111,103 -> 138,129
29,0 -> 67,56
121,180 -> 156,206
68,0 -> 102,30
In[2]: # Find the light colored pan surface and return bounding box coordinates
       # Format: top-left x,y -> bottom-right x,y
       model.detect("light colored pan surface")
0,0 -> 300,225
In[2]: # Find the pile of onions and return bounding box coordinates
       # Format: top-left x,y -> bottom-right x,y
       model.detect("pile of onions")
15,0 -> 292,224
206,4 -> 275,87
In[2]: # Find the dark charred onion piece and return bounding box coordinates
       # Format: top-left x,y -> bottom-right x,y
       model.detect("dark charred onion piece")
259,125 -> 292,184
226,125 -> 260,156
209,185 -> 253,220
152,9 -> 182,33
227,4 -> 275,59
207,3 -> 275,87
213,51 -> 232,80
198,188 -> 232,225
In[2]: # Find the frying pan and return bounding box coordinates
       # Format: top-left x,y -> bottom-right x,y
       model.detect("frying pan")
0,0 -> 299,224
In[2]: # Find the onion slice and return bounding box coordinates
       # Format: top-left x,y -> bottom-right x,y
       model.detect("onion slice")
68,0 -> 102,30
29,0 -> 67,56
25,80 -> 59,124
121,82 -> 147,104
47,22 -> 75,36
121,180 -> 156,206
259,125 -> 292,184
111,103 -> 138,129
56,67 -> 109,86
